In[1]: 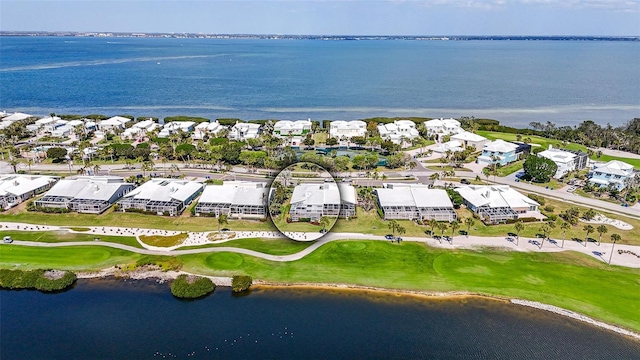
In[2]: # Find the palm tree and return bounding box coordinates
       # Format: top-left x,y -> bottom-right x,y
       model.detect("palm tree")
438,222 -> 448,239
429,219 -> 438,238
26,158 -> 33,173
9,158 -> 18,173
92,164 -> 101,175
388,220 -> 399,236
125,159 -> 134,170
560,221 -> 571,248
583,224 -> 595,247
514,221 -> 524,246
450,220 -> 460,243
217,214 -> 228,232
319,216 -> 331,233
596,225 -> 607,246
608,233 -> 621,264
539,224 -> 550,248
464,218 -> 475,238
396,225 -> 406,240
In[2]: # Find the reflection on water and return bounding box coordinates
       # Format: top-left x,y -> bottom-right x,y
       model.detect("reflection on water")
1,280 -> 639,359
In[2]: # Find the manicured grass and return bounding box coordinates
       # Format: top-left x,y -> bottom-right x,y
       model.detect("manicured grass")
178,241 -> 640,333
139,233 -> 188,247
426,165 -> 472,172
3,241 -> 640,332
476,131 -> 588,153
496,160 -> 524,176
592,154 -> 640,169
0,230 -> 142,248
332,208 -> 426,236
179,237 -> 314,255
0,208 -> 275,233
0,245 -> 141,270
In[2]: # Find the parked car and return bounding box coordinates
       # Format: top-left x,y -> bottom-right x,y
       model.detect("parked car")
3,236 -> 13,243
567,186 -> 577,193
385,234 -> 394,240
460,178 -> 471,185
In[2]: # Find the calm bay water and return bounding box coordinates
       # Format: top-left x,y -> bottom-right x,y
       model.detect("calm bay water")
1,279 -> 639,359
1,37 -> 639,127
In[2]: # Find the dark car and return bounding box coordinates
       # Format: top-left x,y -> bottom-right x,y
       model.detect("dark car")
385,234 -> 394,240
460,178 -> 471,185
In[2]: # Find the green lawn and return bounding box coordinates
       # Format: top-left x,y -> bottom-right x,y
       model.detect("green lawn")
592,154 -> 640,169
496,160 -> 524,176
3,241 -> 640,332
426,165 -> 472,172
476,131 -> 588,152
0,230 -> 141,248
179,237 -> 314,255
139,233 -> 188,247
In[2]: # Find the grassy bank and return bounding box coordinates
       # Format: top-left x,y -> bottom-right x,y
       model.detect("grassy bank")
2,241 -> 638,333
0,230 -> 141,248
179,237 -> 314,255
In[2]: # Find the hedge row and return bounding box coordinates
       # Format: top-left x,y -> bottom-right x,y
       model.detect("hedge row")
0,269 -> 77,292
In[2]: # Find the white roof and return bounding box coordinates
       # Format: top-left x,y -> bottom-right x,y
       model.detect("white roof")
35,116 -> 60,125
199,181 -> 267,206
101,116 -> 131,126
44,177 -> 131,201
123,179 -> 203,203
0,175 -> 57,197
594,160 -> 635,176
2,112 -> 32,122
291,183 -> 341,206
376,186 -> 453,208
455,185 -> 539,209
337,183 -> 357,205
538,148 -> 577,165
134,119 -> 156,129
483,139 -> 518,153
450,131 -> 487,142
274,120 -> 311,131
330,120 -> 366,130
66,120 -> 84,127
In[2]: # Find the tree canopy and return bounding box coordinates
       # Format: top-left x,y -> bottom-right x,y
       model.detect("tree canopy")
523,155 -> 558,183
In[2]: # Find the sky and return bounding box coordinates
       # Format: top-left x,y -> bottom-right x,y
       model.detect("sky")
1,0 -> 639,36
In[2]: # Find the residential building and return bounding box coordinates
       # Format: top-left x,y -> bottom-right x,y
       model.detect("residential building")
563,149 -> 590,170
0,175 -> 58,209
99,116 -> 132,132
423,118 -> 463,140
338,183 -> 357,218
192,121 -> 227,140
122,119 -> 159,140
588,160 -> 635,190
377,120 -> 420,146
273,120 -> 312,137
118,178 -> 203,216
432,140 -> 463,154
35,176 -> 134,214
329,120 -> 367,139
450,131 -> 488,150
477,139 -> 527,165
195,181 -> 269,219
229,121 -> 261,141
376,183 -> 456,221
289,182 -> 341,221
157,121 -> 195,138
455,185 -> 540,224
1,112 -> 32,122
537,146 -> 578,179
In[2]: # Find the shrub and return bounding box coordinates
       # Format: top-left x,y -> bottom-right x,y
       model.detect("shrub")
527,193 -> 546,206
0,269 -> 76,292
135,255 -> 182,271
543,205 -> 555,213
232,275 -> 252,293
171,275 -> 215,299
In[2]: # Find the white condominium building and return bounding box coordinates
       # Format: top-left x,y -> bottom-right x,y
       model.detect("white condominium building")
329,120 -> 367,139
377,120 -> 420,146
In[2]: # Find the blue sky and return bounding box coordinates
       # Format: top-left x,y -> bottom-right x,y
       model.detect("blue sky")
1,0 -> 639,36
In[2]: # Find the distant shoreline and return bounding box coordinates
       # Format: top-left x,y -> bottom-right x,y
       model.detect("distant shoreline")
1,32 -> 639,41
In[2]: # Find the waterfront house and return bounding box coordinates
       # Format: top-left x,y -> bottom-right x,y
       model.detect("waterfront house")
289,182 -> 341,221
376,183 -> 456,221
338,183 -> 357,218
329,120 -> 367,139
274,120 -> 312,137
195,181 -> 269,219
588,160 -> 635,190
118,178 -> 203,216
35,176 -> 134,214
0,175 -> 58,209
455,185 -> 540,224
1,112 -> 32,123
99,116 -> 132,132
477,139 -> 527,165
423,118 -> 463,140
229,121 -> 261,141
377,120 -> 420,146
192,121 -> 227,140
157,121 -> 195,138
537,146 -> 579,179
449,131 -> 488,150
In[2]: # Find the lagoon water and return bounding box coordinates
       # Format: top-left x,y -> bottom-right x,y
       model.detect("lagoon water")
1,279 -> 639,359
1,37 -> 639,127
